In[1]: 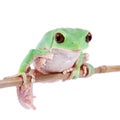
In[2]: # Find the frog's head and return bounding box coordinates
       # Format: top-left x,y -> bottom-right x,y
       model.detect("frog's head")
51,28 -> 92,51
37,28 -> 92,51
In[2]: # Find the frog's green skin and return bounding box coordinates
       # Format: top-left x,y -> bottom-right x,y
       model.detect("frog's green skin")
17,28 -> 94,109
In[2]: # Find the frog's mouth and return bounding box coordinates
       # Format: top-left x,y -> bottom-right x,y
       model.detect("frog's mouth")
72,50 -> 81,52
52,47 -> 81,53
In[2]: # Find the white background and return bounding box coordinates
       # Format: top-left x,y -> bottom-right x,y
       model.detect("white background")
0,0 -> 120,120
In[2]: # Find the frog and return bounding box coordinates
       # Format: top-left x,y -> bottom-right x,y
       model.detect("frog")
17,28 -> 94,109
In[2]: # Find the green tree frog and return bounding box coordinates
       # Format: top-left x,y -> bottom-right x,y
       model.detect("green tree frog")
17,28 -> 94,109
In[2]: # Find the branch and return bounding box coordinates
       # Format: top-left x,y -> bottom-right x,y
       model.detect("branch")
0,65 -> 120,88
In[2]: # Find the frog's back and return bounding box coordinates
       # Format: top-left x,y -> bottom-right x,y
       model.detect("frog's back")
36,30 -> 54,50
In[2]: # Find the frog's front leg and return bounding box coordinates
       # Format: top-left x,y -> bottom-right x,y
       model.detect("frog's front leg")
69,53 -> 84,79
17,49 -> 48,109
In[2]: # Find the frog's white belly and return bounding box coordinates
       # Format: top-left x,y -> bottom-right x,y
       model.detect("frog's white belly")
34,48 -> 80,73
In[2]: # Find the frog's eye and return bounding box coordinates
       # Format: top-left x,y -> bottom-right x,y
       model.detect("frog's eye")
55,33 -> 65,43
86,32 -> 92,43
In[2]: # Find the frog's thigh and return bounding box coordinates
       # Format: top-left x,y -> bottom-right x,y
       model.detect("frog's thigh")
80,63 -> 94,77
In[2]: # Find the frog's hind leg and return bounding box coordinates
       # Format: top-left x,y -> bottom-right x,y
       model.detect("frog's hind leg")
17,73 -> 36,110
80,53 -> 94,77
80,63 -> 94,77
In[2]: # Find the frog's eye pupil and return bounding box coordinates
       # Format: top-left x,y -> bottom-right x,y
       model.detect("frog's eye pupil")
86,32 -> 92,43
55,33 -> 65,43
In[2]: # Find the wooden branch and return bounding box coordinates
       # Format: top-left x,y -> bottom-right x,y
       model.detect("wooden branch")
0,65 -> 120,89
94,65 -> 120,73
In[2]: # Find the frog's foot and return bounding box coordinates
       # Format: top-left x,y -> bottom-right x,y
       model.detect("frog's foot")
80,63 -> 94,77
17,73 -> 36,110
